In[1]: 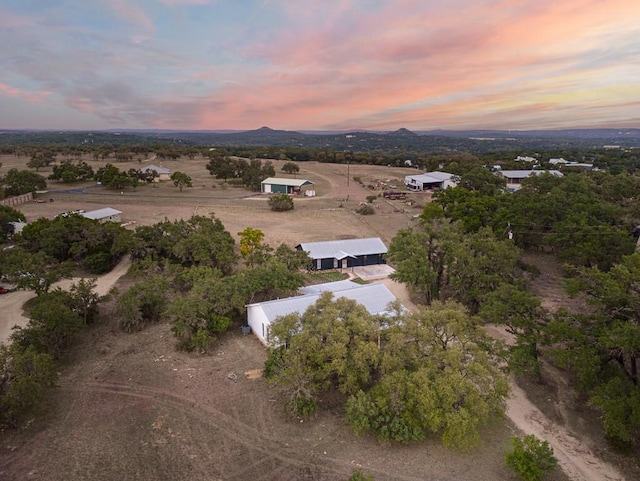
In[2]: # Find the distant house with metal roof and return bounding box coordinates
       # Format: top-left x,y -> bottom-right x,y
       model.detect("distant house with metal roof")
404,172 -> 457,191
139,164 -> 171,181
498,170 -> 563,189
246,281 -> 400,345
296,237 -> 388,271
261,177 -> 314,194
82,207 -> 122,223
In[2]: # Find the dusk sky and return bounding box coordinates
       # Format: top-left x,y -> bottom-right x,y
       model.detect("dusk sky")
1,0 -> 639,131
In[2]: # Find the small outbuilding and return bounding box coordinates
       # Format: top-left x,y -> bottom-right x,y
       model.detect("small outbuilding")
246,281 -> 401,345
297,237 -> 388,271
82,207 -> 122,223
140,164 -> 171,181
261,177 -> 314,195
404,172 -> 457,191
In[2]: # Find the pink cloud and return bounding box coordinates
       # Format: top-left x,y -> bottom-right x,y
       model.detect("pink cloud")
0,82 -> 50,104
109,0 -> 154,33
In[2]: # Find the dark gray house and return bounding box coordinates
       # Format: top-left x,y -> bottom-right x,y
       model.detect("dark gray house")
296,237 -> 388,270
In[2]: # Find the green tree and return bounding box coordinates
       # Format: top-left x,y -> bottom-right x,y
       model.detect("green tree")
505,434 -> 557,481
0,205 -> 25,241
347,302 -> 508,448
269,193 -> 294,212
267,293 -> 382,416
49,160 -> 94,183
549,252 -> 640,445
387,221 -> 456,305
1,248 -> 71,295
480,284 -> 548,379
273,243 -> 312,270
243,159 -> 275,191
69,278 -> 101,324
445,227 -> 519,313
11,290 -> 84,359
27,153 -> 51,172
132,215 -> 237,274
238,227 -> 266,266
170,171 -> 192,192
94,163 -> 121,185
1,168 -> 47,196
0,344 -> 58,427
281,161 -> 300,177
17,214 -> 129,274
206,155 -> 238,182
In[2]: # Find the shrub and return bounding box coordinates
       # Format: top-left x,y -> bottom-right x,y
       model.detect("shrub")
356,204 -> 375,215
347,470 -> 374,481
269,194 -> 294,212
116,276 -> 169,332
366,195 -> 377,203
505,435 -> 557,481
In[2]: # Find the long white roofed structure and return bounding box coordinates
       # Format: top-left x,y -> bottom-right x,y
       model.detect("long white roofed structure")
246,281 -> 400,345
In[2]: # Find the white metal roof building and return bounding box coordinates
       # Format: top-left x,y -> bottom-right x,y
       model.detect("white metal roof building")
261,177 -> 314,194
404,172 -> 457,191
499,170 -> 563,181
82,207 -> 122,223
498,170 -> 564,191
247,282 -> 401,345
296,237 -> 388,270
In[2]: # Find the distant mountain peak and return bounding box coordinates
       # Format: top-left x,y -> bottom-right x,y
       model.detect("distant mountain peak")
256,126 -> 273,132
390,128 -> 417,136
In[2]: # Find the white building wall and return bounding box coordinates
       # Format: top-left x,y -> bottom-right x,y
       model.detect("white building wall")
247,305 -> 271,345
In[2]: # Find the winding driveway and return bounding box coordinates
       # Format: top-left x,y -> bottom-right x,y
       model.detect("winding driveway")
0,256 -> 131,345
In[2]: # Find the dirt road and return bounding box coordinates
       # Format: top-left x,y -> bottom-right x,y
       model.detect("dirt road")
507,383 -> 624,481
0,256 -> 131,345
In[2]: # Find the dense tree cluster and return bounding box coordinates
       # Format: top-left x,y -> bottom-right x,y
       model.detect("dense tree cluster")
1,279 -> 101,427
120,219 -> 309,351
434,170 -> 638,270
388,167 -> 640,447
266,296 -> 508,448
206,155 -> 275,190
48,160 -> 94,183
15,214 -> 130,274
0,168 -> 47,197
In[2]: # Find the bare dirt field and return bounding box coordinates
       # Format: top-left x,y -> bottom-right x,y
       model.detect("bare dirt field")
1,154 -> 636,481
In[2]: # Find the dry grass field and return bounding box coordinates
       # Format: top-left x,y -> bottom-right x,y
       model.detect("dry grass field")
1,153 -> 633,481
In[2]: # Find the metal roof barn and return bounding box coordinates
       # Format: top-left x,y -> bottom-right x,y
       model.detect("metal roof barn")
261,177 -> 314,194
404,172 -> 457,191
